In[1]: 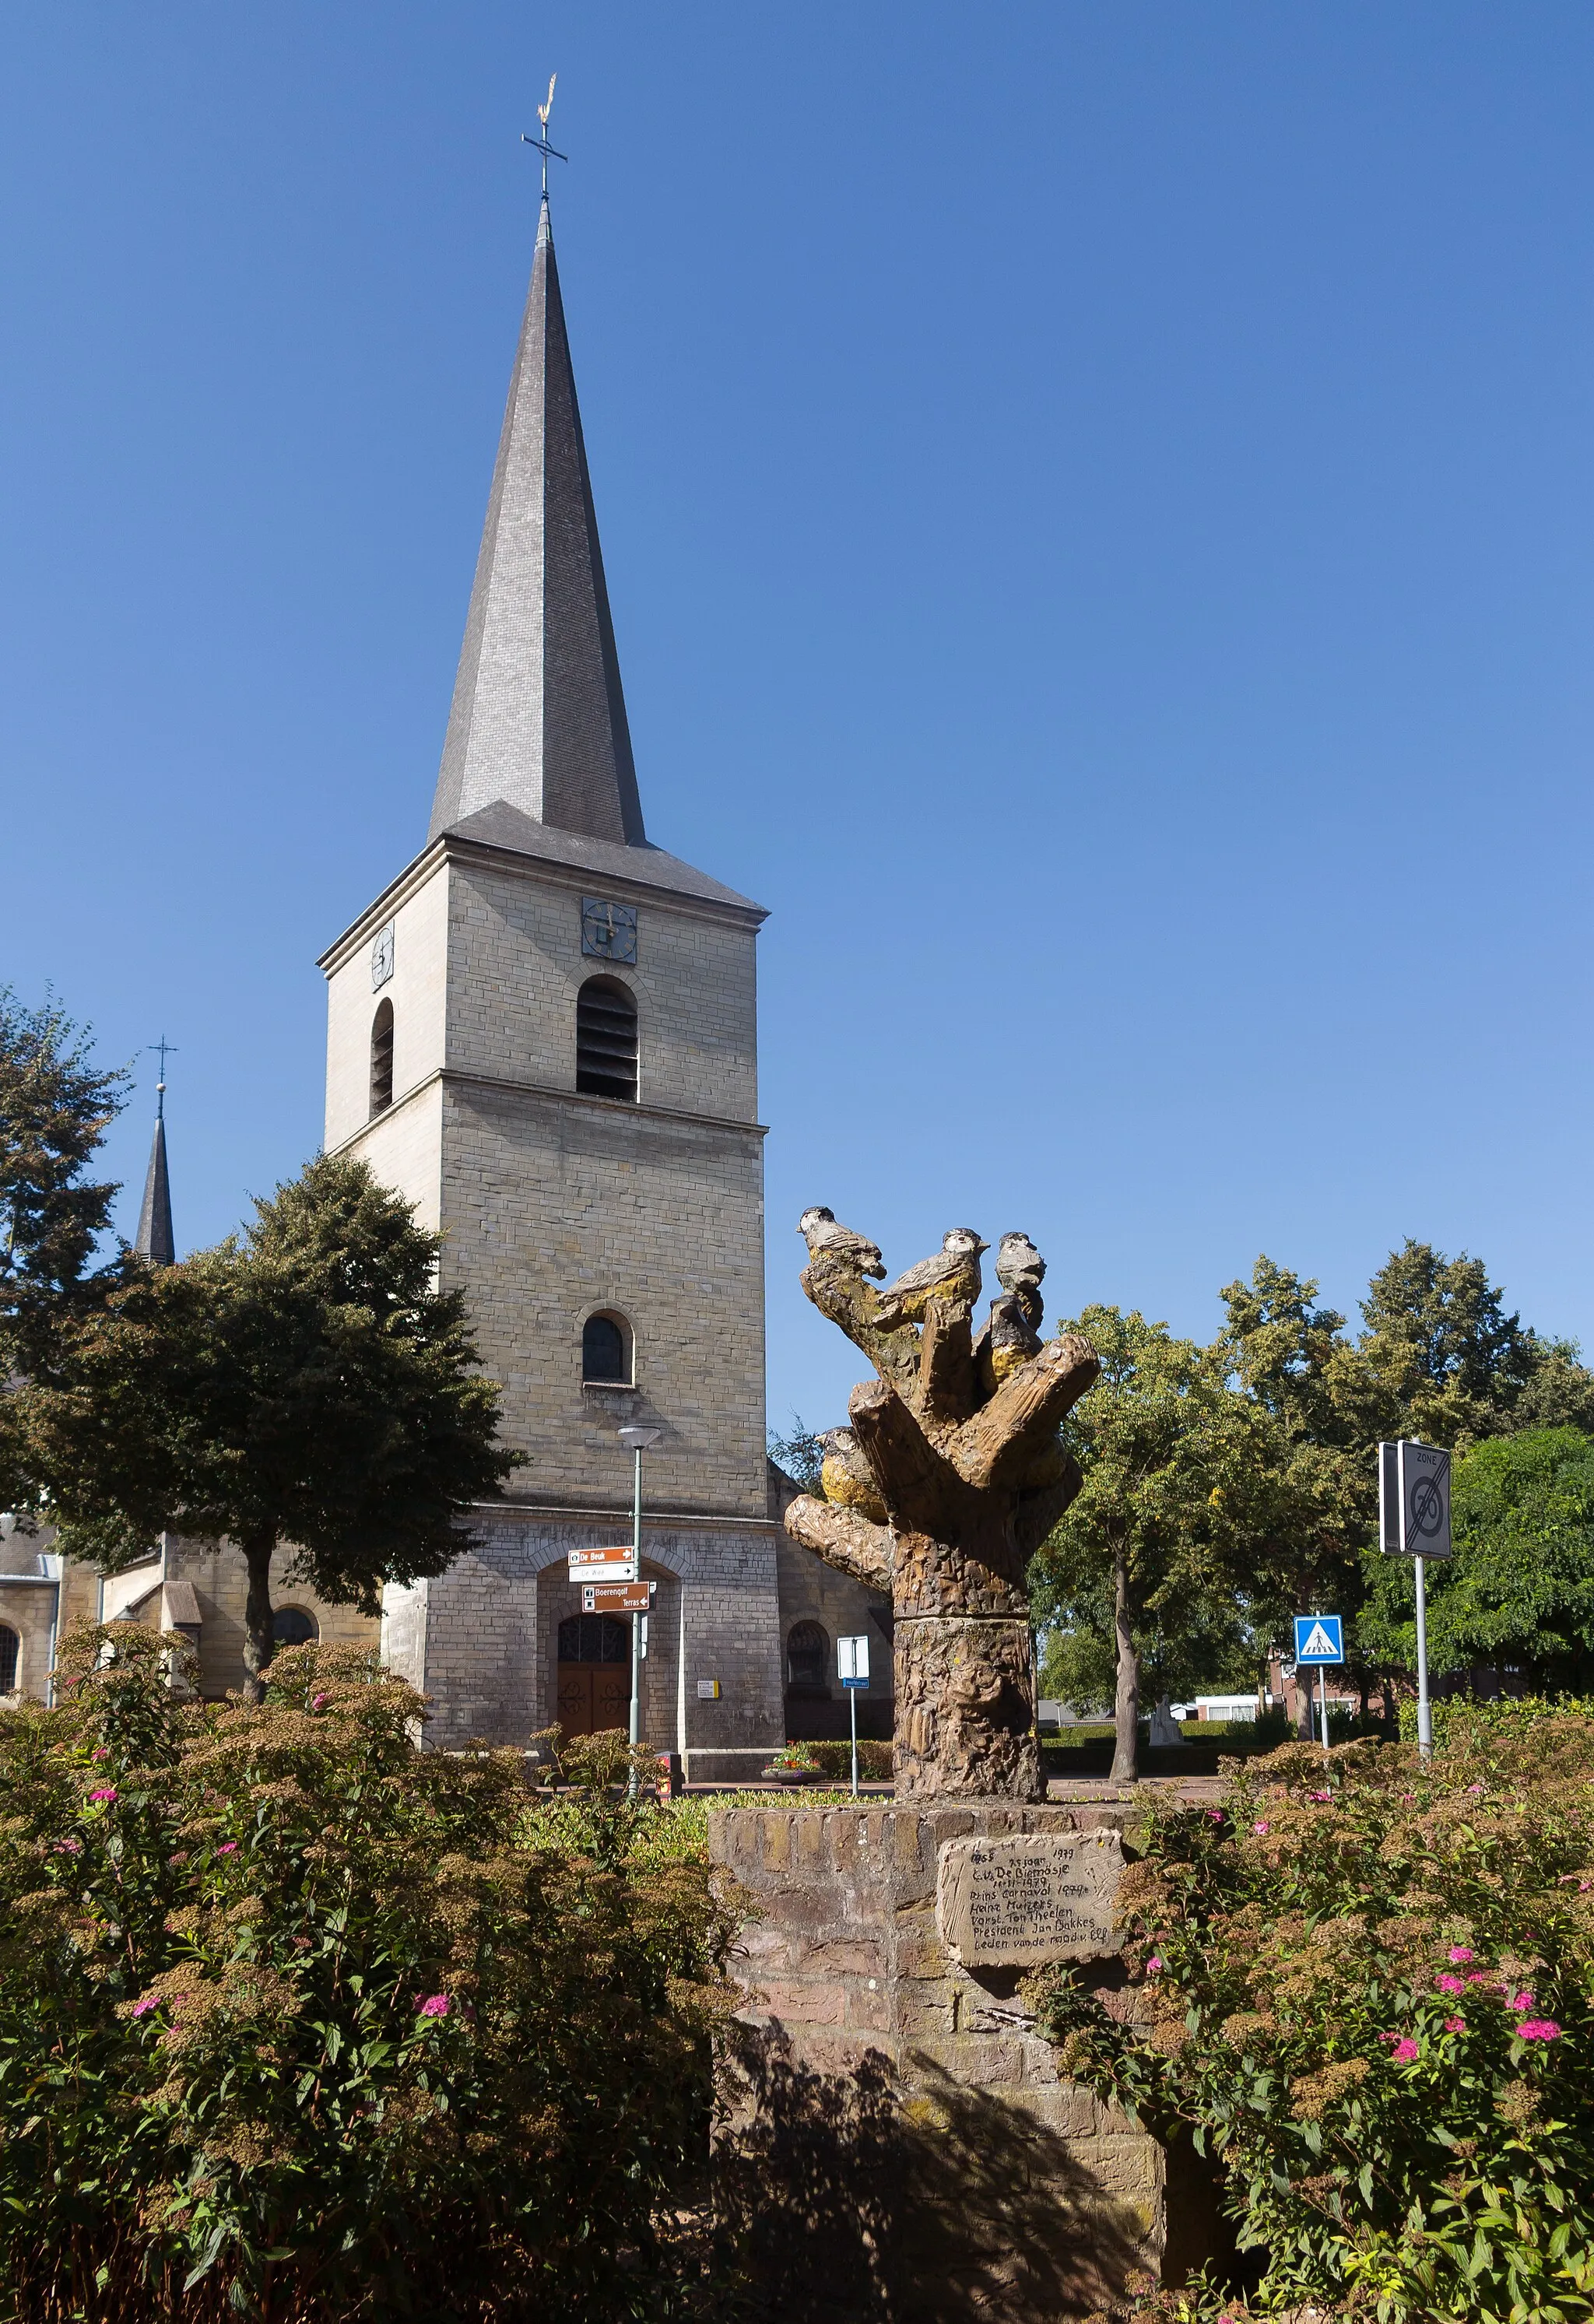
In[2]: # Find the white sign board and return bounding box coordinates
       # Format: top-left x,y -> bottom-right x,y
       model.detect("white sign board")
567,1546 -> 637,1583
838,1634 -> 869,1688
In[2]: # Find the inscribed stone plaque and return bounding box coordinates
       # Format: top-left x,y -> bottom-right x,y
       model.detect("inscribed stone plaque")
936,1831 -> 1124,1968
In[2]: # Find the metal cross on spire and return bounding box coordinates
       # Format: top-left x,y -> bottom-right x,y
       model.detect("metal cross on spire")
521,72 -> 567,197
148,1034 -> 177,1118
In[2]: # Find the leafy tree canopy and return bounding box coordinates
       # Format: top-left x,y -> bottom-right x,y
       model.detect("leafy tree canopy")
1030,1305 -> 1290,1774
0,988 -> 128,1382
1361,1427 -> 1594,1690
24,1154 -> 518,1694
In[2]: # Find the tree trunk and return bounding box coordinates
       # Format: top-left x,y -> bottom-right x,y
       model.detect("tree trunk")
788,1248 -> 1099,1802
1110,1544 -> 1138,1784
241,1529 -> 277,1704
1380,1673 -> 1397,1739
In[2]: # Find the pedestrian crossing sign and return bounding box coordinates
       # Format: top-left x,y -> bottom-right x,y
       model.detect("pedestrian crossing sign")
1294,1614 -> 1343,1666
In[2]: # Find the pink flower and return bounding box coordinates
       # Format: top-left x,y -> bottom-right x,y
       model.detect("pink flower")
1515,2020 -> 1561,2041
1144,1957 -> 1164,1976
1206,1809 -> 1224,1824
1444,2017 -> 1466,2033
1435,1974 -> 1466,1996
1448,1947 -> 1474,1964
216,1842 -> 238,1857
1466,1971 -> 1494,1985
88,1787 -> 118,1805
312,1691 -> 329,1710
130,1997 -> 157,2018
1389,2037 -> 1420,2062
90,1747 -> 108,1761
1252,1820 -> 1270,1836
53,1837 -> 83,1855
1511,1990 -> 1535,2010
1466,1783 -> 1485,1795
1308,1788 -> 1332,1803
416,1993 -> 451,2018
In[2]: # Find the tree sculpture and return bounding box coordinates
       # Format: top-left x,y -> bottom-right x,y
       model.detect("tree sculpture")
786,1210 -> 1100,1800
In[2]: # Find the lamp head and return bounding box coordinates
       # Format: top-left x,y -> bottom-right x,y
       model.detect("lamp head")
617,1424 -> 665,1454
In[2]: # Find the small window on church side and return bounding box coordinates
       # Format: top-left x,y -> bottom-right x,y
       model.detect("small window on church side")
786,1621 -> 830,1695
370,998 -> 395,1118
0,1625 -> 18,1694
582,1312 -> 631,1384
575,976 -> 637,1103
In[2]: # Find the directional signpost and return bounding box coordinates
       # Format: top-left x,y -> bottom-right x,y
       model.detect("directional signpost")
1294,1613 -> 1343,1756
568,1546 -> 637,1585
1378,1440 -> 1452,1760
838,1635 -> 870,1797
581,1580 -> 655,1615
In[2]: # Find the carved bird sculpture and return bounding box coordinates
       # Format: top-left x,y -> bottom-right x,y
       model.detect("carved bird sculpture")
816,1427 -> 888,1525
995,1232 -> 1045,1297
798,1206 -> 886,1279
872,1228 -> 988,1326
976,1291 -> 1045,1395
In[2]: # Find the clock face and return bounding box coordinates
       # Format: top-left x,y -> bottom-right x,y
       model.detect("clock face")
370,925 -> 395,991
581,897 -> 637,963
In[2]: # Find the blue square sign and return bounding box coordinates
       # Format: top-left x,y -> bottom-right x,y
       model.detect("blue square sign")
1294,1614 -> 1344,1666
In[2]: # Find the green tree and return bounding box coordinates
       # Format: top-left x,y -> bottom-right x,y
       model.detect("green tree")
0,992 -> 130,1508
1030,1306 -> 1289,1782
24,1154 -> 517,1695
1361,1427 -> 1594,1690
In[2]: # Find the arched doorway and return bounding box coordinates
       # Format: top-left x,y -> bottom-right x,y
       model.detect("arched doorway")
556,1612 -> 631,1736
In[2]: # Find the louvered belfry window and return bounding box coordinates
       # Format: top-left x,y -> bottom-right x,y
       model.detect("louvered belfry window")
575,976 -> 638,1103
369,999 -> 395,1118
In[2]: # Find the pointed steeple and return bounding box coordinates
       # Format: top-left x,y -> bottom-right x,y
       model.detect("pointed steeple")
135,1076 -> 174,1269
429,195 -> 646,848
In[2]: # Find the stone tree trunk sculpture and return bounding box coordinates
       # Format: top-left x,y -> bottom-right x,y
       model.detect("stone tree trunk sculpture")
785,1215 -> 1099,1802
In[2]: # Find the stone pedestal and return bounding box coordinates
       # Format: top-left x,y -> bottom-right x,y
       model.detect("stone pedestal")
710,1802 -> 1167,2323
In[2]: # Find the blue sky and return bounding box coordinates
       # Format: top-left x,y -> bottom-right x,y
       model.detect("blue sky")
4,5 -> 1592,1437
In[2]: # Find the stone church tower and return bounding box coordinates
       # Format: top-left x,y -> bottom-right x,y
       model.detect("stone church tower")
316,194 -> 792,1763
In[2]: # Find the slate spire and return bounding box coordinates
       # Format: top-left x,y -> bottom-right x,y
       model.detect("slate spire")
134,1072 -> 174,1269
429,195 -> 646,848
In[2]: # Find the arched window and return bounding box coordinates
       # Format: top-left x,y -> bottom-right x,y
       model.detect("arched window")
575,977 -> 637,1103
370,999 -> 395,1117
0,1625 -> 17,1694
273,1606 -> 319,1647
557,1613 -> 630,1665
582,1311 -> 631,1384
786,1620 -> 830,1694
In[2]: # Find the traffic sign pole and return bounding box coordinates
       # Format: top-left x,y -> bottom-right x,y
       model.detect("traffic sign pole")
1318,1666 -> 1328,1756
1414,1553 -> 1432,1761
849,1680 -> 858,1798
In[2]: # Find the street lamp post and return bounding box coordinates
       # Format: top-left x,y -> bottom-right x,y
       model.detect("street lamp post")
617,1424 -> 664,1794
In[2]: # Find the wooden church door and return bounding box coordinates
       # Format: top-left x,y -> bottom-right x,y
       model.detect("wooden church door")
556,1613 -> 632,1736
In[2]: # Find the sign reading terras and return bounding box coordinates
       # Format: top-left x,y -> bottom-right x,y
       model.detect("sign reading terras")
1378,1440 -> 1452,1561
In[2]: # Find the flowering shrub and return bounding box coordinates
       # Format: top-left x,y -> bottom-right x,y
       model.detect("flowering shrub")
1033,1719 -> 1594,2322
0,1627 -> 740,2322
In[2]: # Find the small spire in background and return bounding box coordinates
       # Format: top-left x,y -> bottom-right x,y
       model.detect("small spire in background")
135,1038 -> 176,1267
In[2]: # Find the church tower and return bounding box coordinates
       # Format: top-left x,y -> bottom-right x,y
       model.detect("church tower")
317,192 -> 785,1757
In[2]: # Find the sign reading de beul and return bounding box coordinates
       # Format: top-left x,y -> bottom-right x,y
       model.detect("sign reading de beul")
936,1830 -> 1125,1968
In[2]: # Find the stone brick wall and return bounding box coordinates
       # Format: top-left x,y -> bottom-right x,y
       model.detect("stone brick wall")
0,1558 -> 61,1703
325,856 -> 449,1153
383,1508 -> 785,1750
439,1078 -> 766,1517
444,858 -> 760,1123
711,1803 -> 1165,2322
162,1537 -> 379,1699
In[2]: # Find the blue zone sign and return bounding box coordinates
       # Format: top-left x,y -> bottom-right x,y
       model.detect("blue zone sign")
1294,1614 -> 1344,1666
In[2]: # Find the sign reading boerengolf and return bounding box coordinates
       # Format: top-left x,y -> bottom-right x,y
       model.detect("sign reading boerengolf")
1378,1440 -> 1452,1560
1294,1614 -> 1344,1666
